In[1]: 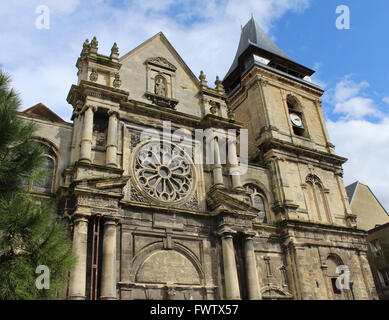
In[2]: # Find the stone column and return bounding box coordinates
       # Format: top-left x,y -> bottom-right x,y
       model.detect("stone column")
100,217 -> 118,300
212,138 -> 224,187
219,229 -> 240,300
68,215 -> 89,300
106,111 -> 118,167
243,233 -> 261,300
228,137 -> 243,190
70,112 -> 80,164
80,105 -> 96,163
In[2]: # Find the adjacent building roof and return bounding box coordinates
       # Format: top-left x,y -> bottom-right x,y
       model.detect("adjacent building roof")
346,181 -> 389,231
22,103 -> 66,124
346,181 -> 359,203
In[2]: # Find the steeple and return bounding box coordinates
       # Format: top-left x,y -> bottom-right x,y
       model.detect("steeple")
223,17 -> 315,94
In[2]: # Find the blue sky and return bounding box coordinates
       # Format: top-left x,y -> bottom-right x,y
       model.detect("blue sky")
1,0 -> 388,212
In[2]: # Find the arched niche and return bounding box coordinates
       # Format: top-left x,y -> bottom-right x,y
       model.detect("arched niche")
131,241 -> 205,286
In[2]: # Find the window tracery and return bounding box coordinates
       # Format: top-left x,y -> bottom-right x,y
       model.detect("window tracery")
133,141 -> 195,203
243,184 -> 267,223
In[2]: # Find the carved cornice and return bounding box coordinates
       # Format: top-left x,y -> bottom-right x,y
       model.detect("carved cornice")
145,57 -> 177,71
206,185 -> 258,219
67,81 -> 129,108
261,138 -> 347,166
144,91 -> 179,109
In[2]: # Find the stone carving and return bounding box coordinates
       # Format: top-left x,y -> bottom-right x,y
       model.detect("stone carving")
90,69 -> 98,82
167,287 -> 176,300
113,72 -> 121,88
129,185 -> 149,203
133,141 -> 195,204
131,133 -> 141,148
182,193 -> 200,210
145,92 -> 179,109
155,75 -> 167,97
146,57 -> 177,71
110,43 -> 119,58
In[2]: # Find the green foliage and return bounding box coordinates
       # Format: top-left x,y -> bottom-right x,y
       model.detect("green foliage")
0,72 -> 44,195
0,70 -> 76,300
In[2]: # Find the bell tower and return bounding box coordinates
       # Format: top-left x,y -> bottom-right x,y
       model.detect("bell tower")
223,17 -> 356,227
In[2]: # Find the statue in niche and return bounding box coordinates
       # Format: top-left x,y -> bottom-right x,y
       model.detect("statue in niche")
155,75 -> 167,97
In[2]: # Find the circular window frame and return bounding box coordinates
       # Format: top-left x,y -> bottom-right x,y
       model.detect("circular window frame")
130,139 -> 197,206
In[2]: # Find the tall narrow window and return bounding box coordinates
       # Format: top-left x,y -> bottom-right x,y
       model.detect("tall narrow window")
305,175 -> 331,224
287,95 -> 307,138
31,143 -> 57,194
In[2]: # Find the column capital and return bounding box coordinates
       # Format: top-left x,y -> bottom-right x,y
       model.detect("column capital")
108,110 -> 119,117
216,226 -> 237,238
83,105 -> 98,113
102,215 -> 120,225
72,214 -> 89,224
243,231 -> 257,241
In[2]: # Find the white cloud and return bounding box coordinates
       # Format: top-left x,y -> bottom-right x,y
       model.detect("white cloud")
335,97 -> 378,119
327,118 -> 389,211
0,0 -> 311,121
326,75 -> 389,211
383,97 -> 389,105
333,78 -> 369,103
329,76 -> 380,119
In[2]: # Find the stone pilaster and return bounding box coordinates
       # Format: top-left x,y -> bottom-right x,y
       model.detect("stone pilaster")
68,215 -> 89,300
70,112 -> 81,164
100,217 -> 118,300
218,227 -> 240,300
80,105 -> 97,163
243,232 -> 261,300
106,111 -> 119,167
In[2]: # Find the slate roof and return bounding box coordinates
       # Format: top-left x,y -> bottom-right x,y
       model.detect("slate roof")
224,17 -> 315,85
225,17 -> 295,79
345,181 -> 359,204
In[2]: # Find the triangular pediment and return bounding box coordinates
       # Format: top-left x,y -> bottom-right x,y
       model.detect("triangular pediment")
119,32 -> 202,117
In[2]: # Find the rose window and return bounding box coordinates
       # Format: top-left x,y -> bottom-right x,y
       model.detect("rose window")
134,141 -> 194,203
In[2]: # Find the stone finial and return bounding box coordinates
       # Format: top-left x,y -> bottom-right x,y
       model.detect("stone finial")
81,39 -> 90,58
199,70 -> 207,87
90,36 -> 99,54
110,42 -> 119,60
215,76 -> 225,94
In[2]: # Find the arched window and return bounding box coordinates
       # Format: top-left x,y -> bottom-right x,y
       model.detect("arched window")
30,143 -> 57,194
326,254 -> 352,300
305,175 -> 331,224
287,95 -> 307,138
244,184 -> 267,223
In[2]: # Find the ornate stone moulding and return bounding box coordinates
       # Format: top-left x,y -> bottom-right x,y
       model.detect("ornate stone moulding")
144,91 -> 179,109
145,57 -> 177,71
130,140 -> 197,206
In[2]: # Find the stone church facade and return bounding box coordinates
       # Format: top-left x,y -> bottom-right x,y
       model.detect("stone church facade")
20,18 -> 378,300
